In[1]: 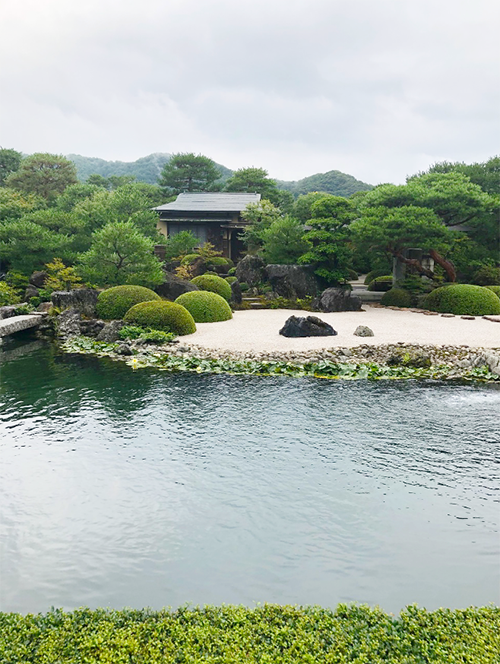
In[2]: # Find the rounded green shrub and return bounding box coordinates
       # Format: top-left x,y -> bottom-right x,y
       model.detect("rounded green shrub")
225,276 -> 237,284
180,253 -> 200,265
422,284 -> 500,316
175,291 -> 233,323
486,285 -> 500,298
239,282 -> 249,292
348,269 -> 358,281
473,265 -> 500,286
364,269 -> 389,285
124,300 -> 196,335
191,274 -> 232,302
96,285 -> 160,320
202,270 -> 218,277
367,275 -> 393,292
207,256 -> 231,267
228,267 -> 236,276
380,288 -> 412,308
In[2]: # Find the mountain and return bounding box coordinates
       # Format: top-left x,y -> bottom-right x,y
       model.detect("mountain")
67,153 -> 373,196
277,170 -> 373,197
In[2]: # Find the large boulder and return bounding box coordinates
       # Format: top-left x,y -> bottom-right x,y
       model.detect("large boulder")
0,305 -> 23,320
156,273 -> 199,301
320,287 -> 362,312
230,280 -> 242,305
279,315 -> 337,338
56,307 -> 82,338
51,289 -> 99,317
235,255 -> 265,287
29,271 -> 48,288
24,284 -> 39,301
96,320 -> 125,342
265,264 -> 318,299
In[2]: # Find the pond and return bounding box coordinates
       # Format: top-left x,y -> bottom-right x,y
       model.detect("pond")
0,336 -> 499,614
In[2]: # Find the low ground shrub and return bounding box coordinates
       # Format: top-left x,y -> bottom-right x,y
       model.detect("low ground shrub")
180,253 -> 199,265
381,288 -> 412,307
422,284 -> 500,316
473,265 -> 500,286
207,256 -> 231,267
367,275 -> 393,291
124,301 -> 196,335
348,269 -> 358,280
118,325 -> 176,344
364,269 -> 389,285
225,276 -> 237,284
1,605 -> 498,663
175,291 -> 232,323
239,282 -> 249,292
485,285 -> 500,298
0,281 -> 21,306
191,274 -> 232,302
96,285 -> 160,320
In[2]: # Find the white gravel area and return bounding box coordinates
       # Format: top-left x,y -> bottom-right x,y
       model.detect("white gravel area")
181,306 -> 500,352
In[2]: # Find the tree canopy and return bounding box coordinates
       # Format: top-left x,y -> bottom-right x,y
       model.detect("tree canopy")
5,153 -> 78,202
158,153 -> 222,195
0,148 -> 22,186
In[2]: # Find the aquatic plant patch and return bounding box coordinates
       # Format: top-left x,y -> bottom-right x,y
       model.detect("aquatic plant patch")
0,604 -> 498,663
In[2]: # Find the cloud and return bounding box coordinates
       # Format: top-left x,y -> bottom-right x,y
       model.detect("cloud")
1,0 -> 498,184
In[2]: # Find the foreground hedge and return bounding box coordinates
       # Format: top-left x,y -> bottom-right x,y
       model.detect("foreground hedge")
0,605 -> 498,663
175,290 -> 233,323
96,285 -> 160,320
124,301 -> 196,335
422,284 -> 500,316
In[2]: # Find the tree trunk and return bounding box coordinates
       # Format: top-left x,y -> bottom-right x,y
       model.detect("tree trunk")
394,251 -> 434,279
429,249 -> 456,282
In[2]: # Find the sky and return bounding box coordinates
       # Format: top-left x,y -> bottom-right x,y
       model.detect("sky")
1,0 -> 498,185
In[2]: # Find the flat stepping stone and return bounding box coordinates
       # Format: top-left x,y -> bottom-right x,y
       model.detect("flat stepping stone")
461,316 -> 475,320
483,315 -> 500,323
441,313 -> 455,318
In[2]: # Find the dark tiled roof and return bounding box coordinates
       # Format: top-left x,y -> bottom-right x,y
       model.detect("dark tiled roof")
155,192 -> 261,212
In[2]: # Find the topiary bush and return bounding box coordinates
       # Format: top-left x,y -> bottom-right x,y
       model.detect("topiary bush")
191,274 -> 232,302
485,285 -> 500,298
347,269 -> 358,281
225,276 -> 238,284
364,269 -> 389,285
96,285 -> 161,320
473,265 -> 500,286
175,291 -> 233,323
124,300 -> 196,335
367,275 -> 393,292
181,253 -> 200,266
380,288 -> 412,308
422,284 -> 500,316
207,256 -> 231,267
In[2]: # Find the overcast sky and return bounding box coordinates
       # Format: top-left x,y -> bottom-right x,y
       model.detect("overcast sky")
1,0 -> 498,184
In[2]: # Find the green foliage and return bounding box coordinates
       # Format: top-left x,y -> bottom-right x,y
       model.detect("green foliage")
421,155 -> 500,195
240,199 -> 282,252
191,274 -> 232,302
292,192 -> 328,222
381,288 -> 412,307
5,270 -> 29,292
278,169 -> 373,197
473,265 -> 500,286
347,269 -> 358,280
422,284 -> 500,315
486,285 -> 500,298
175,290 -> 232,323
225,276 -> 237,284
124,300 -> 196,335
5,153 -> 78,202
158,153 -> 222,194
164,230 -> 199,261
225,166 -> 277,199
364,269 -> 390,285
55,183 -> 104,211
239,281 -> 249,292
96,285 -> 160,320
180,253 -> 200,265
0,148 -> 22,186
268,296 -> 316,311
260,216 -> 310,265
368,275 -> 393,292
44,258 -> 83,292
118,325 -> 176,344
78,221 -> 164,287
0,218 -> 69,274
207,256 -> 231,267
0,281 -> 21,306
0,187 -> 44,221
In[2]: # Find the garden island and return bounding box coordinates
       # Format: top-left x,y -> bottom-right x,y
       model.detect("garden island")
0,150 -> 499,661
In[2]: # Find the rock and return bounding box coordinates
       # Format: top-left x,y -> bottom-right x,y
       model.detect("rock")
319,287 -> 362,312
24,284 -> 39,301
230,280 -> 242,305
29,271 -> 48,288
116,343 -> 133,356
56,307 -> 82,338
51,289 -> 99,317
155,272 -> 199,301
37,301 -> 53,313
279,315 -> 337,338
0,305 -> 23,320
235,254 -> 265,287
264,264 -> 318,299
96,320 -> 125,343
79,319 -> 106,338
354,325 -> 374,337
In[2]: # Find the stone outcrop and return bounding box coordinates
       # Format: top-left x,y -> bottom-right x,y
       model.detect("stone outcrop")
29,271 -> 48,288
353,325 -> 374,337
235,255 -> 265,286
265,264 -> 318,299
0,305 -> 24,320
56,308 -> 82,338
24,284 -> 39,301
279,315 -> 337,338
156,273 -> 199,301
96,320 -> 126,342
51,289 -> 99,317
319,287 -> 362,312
230,280 -> 242,305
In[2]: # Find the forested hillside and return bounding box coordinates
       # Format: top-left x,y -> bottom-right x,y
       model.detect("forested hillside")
67,153 -> 373,196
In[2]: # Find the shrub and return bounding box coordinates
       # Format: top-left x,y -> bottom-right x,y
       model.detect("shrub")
202,270 -> 218,276
96,285 -> 161,320
486,285 -> 500,298
347,269 -> 358,281
422,284 -> 500,316
381,288 -> 412,307
473,265 -> 500,286
124,300 -> 196,335
367,275 -> 393,291
225,276 -> 237,284
207,256 -> 231,267
228,267 -> 236,276
191,274 -> 232,302
181,253 -> 199,266
0,281 -> 21,306
239,282 -> 249,292
364,269 -> 389,285
175,291 -> 233,323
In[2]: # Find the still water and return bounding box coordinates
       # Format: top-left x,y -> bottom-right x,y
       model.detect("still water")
0,336 -> 499,614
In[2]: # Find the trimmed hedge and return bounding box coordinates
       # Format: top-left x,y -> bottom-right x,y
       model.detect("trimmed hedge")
96,285 -> 160,320
473,265 -> 500,286
225,276 -> 238,284
381,287 -> 412,307
364,269 -> 389,285
124,300 -> 196,335
422,284 -> 500,316
180,253 -> 200,265
175,291 -> 233,323
0,605 -> 499,663
486,285 -> 500,298
191,274 -> 232,302
368,275 -> 393,292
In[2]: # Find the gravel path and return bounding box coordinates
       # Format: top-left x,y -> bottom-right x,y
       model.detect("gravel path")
181,306 -> 500,352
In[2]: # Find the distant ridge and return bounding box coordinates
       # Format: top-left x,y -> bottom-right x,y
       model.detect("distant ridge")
67,153 -> 373,196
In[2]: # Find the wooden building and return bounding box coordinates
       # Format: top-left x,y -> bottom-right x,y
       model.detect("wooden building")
154,192 -> 261,260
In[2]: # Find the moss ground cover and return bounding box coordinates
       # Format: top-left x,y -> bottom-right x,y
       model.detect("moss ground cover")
0,604 -> 498,663
96,285 -> 160,320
